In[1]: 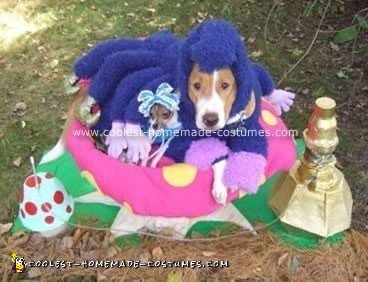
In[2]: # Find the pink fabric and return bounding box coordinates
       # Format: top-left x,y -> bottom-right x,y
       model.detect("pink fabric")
66,100 -> 297,217
78,78 -> 92,87
259,100 -> 297,177
223,152 -> 266,194
185,138 -> 229,170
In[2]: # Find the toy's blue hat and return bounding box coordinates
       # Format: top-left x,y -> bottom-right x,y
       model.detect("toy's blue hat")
179,20 -> 261,121
138,83 -> 180,117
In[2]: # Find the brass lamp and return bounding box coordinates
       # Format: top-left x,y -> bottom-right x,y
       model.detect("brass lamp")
269,97 -> 353,237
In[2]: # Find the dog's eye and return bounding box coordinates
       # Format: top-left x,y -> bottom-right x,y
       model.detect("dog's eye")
221,82 -> 229,90
193,82 -> 201,90
162,112 -> 171,119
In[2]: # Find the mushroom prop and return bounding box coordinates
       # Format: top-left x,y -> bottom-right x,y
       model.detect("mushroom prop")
19,172 -> 74,237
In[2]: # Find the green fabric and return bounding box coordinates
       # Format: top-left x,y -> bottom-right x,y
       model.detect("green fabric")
11,138 -> 344,249
70,202 -> 120,229
187,138 -> 344,248
37,152 -> 96,198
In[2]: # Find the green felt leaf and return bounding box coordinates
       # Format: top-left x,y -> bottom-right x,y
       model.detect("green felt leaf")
334,26 -> 357,44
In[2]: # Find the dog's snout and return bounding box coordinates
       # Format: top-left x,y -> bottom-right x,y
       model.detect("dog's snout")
202,112 -> 219,127
152,123 -> 159,130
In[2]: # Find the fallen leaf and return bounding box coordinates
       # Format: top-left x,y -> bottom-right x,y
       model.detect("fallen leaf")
329,42 -> 340,52
50,59 -> 59,68
202,251 -> 216,257
152,246 -> 163,259
252,266 -> 262,274
72,228 -> 82,245
336,70 -> 348,79
301,88 -> 310,95
59,236 -> 73,250
21,120 -> 26,128
251,50 -> 263,58
336,160 -> 344,169
277,252 -> 289,266
61,112 -> 68,120
13,157 -> 21,167
13,102 -> 27,116
27,268 -> 41,278
97,272 -> 107,281
0,223 -> 13,235
167,270 -> 182,282
137,249 -> 151,262
0,132 -> 4,140
247,37 -> 256,44
106,247 -> 117,258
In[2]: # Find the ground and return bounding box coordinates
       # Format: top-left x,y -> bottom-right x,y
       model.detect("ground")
0,0 -> 367,280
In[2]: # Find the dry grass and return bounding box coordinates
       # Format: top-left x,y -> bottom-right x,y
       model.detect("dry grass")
1,228 -> 367,281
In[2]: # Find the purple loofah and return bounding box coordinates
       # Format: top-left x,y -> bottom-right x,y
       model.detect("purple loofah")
223,152 -> 266,194
185,138 -> 229,170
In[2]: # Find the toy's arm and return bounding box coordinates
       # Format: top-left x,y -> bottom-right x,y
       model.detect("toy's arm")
74,38 -> 145,79
223,122 -> 267,194
106,69 -> 171,162
110,67 -> 164,122
251,63 -> 275,97
89,50 -> 159,104
252,63 -> 295,116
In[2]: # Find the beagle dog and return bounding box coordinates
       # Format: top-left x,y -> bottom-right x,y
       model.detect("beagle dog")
189,64 -> 237,131
188,64 -> 241,204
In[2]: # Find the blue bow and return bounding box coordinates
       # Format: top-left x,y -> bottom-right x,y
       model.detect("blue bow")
138,83 -> 180,117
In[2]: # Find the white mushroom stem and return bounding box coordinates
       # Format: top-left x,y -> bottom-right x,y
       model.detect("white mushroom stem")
30,156 -> 40,189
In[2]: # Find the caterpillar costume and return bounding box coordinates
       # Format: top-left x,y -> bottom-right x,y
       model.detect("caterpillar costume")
74,20 -> 293,194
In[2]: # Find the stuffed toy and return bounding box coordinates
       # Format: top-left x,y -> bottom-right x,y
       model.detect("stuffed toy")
73,20 -> 295,200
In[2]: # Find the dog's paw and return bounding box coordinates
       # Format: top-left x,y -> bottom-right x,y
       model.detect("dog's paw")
211,181 -> 228,205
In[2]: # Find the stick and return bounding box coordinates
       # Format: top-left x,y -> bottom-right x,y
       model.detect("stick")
277,0 -> 332,85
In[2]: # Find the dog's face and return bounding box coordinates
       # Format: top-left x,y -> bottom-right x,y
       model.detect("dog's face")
149,104 -> 174,130
188,64 -> 237,130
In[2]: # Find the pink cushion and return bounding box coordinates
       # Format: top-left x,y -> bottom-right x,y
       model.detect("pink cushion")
66,100 -> 296,217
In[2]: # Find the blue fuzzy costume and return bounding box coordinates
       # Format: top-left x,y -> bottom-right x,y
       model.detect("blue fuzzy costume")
73,20 -> 276,193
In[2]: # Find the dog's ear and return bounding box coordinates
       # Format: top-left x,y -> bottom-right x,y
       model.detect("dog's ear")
244,91 -> 256,118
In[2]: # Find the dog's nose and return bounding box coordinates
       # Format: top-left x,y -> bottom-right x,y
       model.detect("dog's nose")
152,123 -> 159,130
202,112 -> 219,127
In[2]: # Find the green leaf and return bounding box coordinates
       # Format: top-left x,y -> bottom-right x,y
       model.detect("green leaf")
357,15 -> 368,29
336,70 -> 348,79
334,26 -> 357,43
312,87 -> 326,98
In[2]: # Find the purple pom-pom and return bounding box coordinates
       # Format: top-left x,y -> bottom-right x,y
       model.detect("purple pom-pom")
185,138 -> 229,170
223,152 -> 266,194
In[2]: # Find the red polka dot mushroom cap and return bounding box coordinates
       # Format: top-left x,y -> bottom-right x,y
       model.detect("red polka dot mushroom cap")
19,172 -> 74,233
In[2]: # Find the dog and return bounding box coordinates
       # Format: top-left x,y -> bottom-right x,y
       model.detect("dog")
188,64 -> 237,131
187,63 -> 240,204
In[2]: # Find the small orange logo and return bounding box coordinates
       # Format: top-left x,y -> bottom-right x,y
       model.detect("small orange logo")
11,252 -> 26,273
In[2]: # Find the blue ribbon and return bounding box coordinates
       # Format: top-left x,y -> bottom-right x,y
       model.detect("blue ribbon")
138,83 -> 180,117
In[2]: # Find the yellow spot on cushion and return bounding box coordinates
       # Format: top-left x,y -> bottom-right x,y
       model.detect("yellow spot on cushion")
259,174 -> 266,185
261,110 -> 277,126
162,163 -> 197,187
123,202 -> 133,213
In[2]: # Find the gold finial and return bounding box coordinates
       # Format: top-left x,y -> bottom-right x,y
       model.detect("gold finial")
269,96 -> 352,237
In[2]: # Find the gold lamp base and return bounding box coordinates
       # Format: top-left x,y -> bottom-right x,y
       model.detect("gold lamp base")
269,159 -> 352,237
269,97 -> 353,238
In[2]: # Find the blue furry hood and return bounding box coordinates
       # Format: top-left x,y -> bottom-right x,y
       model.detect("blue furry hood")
179,19 -> 262,123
